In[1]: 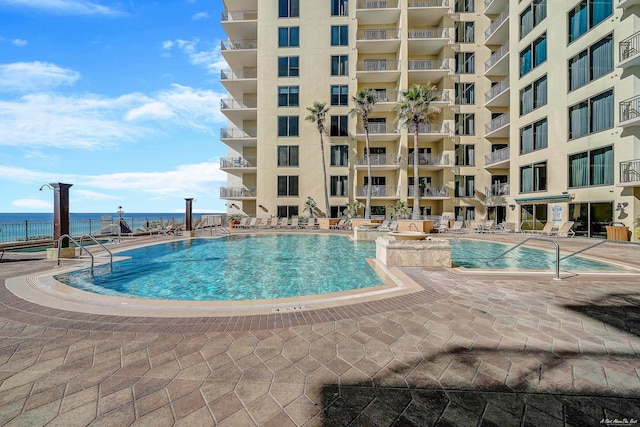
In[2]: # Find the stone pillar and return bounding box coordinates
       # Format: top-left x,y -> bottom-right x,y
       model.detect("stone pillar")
51,183 -> 73,248
185,198 -> 194,233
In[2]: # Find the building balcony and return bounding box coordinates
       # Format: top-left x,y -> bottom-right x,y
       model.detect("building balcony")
220,39 -> 257,68
220,10 -> 257,41
485,113 -> 510,138
356,60 -> 401,83
484,44 -> 509,76
485,182 -> 510,198
220,97 -> 257,122
409,122 -> 451,142
408,153 -> 452,170
356,0 -> 400,25
407,0 -> 450,27
618,95 -> 640,128
356,122 -> 400,141
407,185 -> 450,199
407,27 -> 451,55
484,78 -> 509,107
617,31 -> 640,69
356,28 -> 401,53
220,157 -> 256,176
355,185 -> 400,198
408,58 -> 451,84
484,0 -> 508,14
617,0 -> 640,9
220,68 -> 257,96
484,8 -> 509,46
619,159 -> 640,187
220,186 -> 256,200
355,154 -> 402,169
484,147 -> 510,168
220,127 -> 257,147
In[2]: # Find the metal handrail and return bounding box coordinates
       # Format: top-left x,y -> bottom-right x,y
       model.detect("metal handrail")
79,234 -> 113,269
57,234 -> 95,274
488,237 -> 561,280
560,240 -> 640,261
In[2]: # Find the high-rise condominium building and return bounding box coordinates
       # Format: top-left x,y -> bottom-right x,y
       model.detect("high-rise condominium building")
219,0 -> 640,239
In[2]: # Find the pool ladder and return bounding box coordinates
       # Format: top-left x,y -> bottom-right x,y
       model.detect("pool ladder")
56,234 -> 113,275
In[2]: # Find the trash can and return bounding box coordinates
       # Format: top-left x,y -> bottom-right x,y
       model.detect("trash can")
606,225 -> 630,241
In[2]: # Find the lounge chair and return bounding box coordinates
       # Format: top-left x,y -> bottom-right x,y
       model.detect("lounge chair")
236,217 -> 249,229
446,221 -> 465,233
378,220 -> 391,229
330,219 -> 346,230
288,217 -> 299,229
305,218 -> 318,230
531,221 -> 557,235
550,221 -> 575,238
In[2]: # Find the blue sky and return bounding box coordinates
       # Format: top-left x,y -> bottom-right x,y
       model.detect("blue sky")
0,0 -> 229,213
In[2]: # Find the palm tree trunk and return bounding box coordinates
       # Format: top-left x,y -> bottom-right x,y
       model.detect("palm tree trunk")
365,130 -> 372,219
412,121 -> 420,220
319,133 -> 331,217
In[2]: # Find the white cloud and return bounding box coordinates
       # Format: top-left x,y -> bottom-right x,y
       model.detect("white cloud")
192,11 -> 209,20
125,102 -> 175,121
0,0 -> 125,16
73,189 -> 117,200
161,38 -> 226,75
11,38 -> 28,46
11,198 -> 52,209
0,61 -> 80,92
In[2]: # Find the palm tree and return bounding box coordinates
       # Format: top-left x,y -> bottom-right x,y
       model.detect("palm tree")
305,101 -> 331,217
349,89 -> 377,219
394,83 -> 441,220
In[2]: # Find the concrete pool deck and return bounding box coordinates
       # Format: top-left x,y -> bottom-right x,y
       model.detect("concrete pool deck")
0,230 -> 639,426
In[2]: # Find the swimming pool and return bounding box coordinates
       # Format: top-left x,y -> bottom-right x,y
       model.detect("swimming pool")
53,235 -> 629,302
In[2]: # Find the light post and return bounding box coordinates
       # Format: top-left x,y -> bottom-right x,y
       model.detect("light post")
117,205 -> 124,243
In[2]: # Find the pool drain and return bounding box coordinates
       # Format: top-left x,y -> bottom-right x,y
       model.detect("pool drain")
272,305 -> 312,312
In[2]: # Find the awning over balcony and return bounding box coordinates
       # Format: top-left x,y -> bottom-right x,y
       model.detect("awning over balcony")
514,194 -> 573,204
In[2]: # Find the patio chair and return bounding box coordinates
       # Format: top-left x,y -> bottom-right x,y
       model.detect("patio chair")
550,221 -> 575,238
288,217 -> 300,229
446,221 -> 465,233
531,221 -> 557,236
305,218 -> 318,230
236,217 -> 249,229
330,219 -> 346,230
378,220 -> 391,229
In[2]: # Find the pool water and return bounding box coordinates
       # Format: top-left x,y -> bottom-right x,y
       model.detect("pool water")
54,236 -> 628,302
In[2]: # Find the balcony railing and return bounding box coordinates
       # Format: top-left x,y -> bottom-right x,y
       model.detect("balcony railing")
220,127 -> 257,139
620,95 -> 640,122
372,90 -> 400,102
408,153 -> 451,166
408,27 -> 450,39
484,8 -> 509,40
408,0 -> 449,7
408,186 -> 450,197
221,10 -> 257,21
357,28 -> 401,41
619,31 -> 639,62
357,60 -> 401,72
220,68 -> 257,80
357,0 -> 400,9
485,44 -> 509,70
408,121 -> 450,134
355,185 -> 399,197
484,78 -> 509,103
221,39 -> 257,51
357,122 -> 398,134
408,58 -> 450,71
485,182 -> 510,197
355,154 -> 401,166
620,159 -> 640,184
484,147 -> 510,166
220,97 -> 257,109
485,113 -> 509,134
220,157 -> 255,168
220,187 -> 256,198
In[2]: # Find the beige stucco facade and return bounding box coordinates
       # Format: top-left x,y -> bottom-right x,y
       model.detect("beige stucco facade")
219,0 -> 640,240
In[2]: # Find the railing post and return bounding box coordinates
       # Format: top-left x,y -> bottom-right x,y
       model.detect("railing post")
24,220 -> 28,241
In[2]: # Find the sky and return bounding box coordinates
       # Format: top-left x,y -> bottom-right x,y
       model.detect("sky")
0,0 -> 230,213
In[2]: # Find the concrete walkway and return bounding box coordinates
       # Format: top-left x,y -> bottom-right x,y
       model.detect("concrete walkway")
0,232 -> 639,426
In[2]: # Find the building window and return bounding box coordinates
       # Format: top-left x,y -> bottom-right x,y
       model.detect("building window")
568,0 -> 612,44
455,22 -> 474,43
330,176 -> 348,196
330,85 -> 349,106
568,89 -> 613,140
520,162 -> 547,193
455,83 -> 474,105
277,205 -> 299,218
279,0 -> 299,18
455,144 -> 475,166
331,55 -> 349,76
569,145 -> 613,188
277,175 -> 299,196
331,0 -> 348,16
520,0 -> 547,39
520,34 -> 546,77
455,113 -> 475,135
520,75 -> 547,116
520,118 -> 548,154
568,34 -> 613,92
277,145 -> 299,166
278,27 -> 299,47
278,56 -> 299,77
330,145 -> 349,166
455,175 -> 475,197
331,25 -> 348,46
454,0 -> 474,12
455,206 -> 475,221
278,116 -> 299,136
330,115 -> 348,136
455,52 -> 474,74
278,86 -> 299,107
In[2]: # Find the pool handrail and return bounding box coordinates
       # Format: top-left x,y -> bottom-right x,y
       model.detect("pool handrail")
488,237 -> 561,280
57,234 -> 95,274
79,234 -> 113,270
560,240 -> 640,262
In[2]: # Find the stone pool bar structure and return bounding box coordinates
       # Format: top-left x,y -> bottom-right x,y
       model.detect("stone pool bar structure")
375,236 -> 452,267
